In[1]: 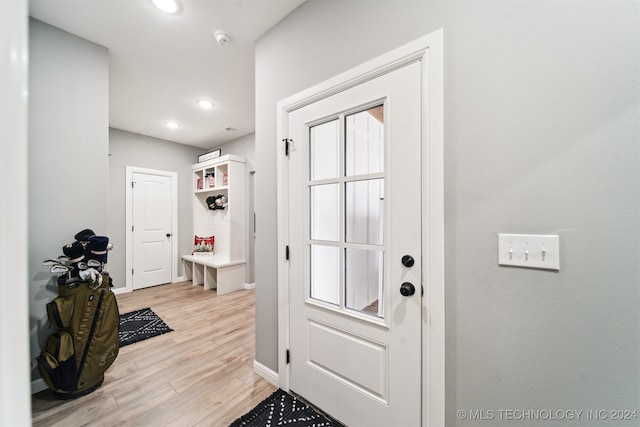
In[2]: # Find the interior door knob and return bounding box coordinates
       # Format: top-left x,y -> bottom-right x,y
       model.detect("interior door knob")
166,233 -> 172,237
401,255 -> 415,267
400,282 -> 416,297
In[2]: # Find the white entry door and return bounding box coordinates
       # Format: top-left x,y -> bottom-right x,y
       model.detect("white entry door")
287,61 -> 422,426
132,172 -> 173,290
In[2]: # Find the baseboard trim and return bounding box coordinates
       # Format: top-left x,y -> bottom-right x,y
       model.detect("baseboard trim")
113,277 -> 188,296
253,360 -> 278,387
244,282 -> 255,290
31,378 -> 47,395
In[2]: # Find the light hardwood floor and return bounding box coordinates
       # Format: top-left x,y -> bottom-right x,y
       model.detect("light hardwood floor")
32,281 -> 277,427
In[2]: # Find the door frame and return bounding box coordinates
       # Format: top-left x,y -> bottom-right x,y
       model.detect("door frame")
122,166 -> 178,293
276,30 -> 444,426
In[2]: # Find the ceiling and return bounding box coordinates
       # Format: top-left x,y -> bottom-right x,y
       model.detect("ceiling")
29,0 -> 306,149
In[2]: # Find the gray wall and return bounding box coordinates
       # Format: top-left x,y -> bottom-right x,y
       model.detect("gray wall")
255,1 -> 640,424
108,128 -> 203,287
207,133 -> 256,284
28,19 -> 109,379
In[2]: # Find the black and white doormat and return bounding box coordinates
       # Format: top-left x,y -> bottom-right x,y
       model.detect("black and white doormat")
229,389 -> 341,427
119,307 -> 173,347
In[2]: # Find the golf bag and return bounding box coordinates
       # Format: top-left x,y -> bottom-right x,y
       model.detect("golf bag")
37,230 -> 120,399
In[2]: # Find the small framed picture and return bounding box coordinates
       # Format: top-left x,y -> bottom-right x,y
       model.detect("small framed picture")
198,149 -> 221,163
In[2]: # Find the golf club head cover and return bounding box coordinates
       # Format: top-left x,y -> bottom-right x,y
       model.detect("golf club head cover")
88,236 -> 109,264
79,268 -> 102,286
74,229 -> 95,242
62,241 -> 87,278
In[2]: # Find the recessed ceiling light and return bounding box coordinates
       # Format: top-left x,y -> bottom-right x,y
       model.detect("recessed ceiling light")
165,120 -> 181,129
151,0 -> 180,14
196,99 -> 214,109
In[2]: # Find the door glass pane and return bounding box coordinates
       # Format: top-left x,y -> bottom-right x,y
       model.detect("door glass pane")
345,179 -> 384,245
310,119 -> 339,180
307,105 -> 387,318
345,105 -> 384,177
310,184 -> 340,241
345,248 -> 383,317
310,245 -> 340,305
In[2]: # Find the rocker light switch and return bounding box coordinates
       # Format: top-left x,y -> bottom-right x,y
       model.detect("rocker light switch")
498,234 -> 560,271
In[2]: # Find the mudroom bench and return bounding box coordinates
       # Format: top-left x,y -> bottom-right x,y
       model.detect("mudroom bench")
181,254 -> 246,295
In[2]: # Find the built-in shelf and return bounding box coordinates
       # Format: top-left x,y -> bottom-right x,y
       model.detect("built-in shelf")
194,160 -> 230,192
187,154 -> 246,293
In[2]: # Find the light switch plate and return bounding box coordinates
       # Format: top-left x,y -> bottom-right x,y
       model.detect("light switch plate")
498,234 -> 560,271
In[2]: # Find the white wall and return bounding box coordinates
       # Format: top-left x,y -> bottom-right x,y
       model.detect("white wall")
28,18 -> 110,385
255,1 -> 639,423
207,133 -> 256,284
0,0 -> 31,423
108,128 -> 203,287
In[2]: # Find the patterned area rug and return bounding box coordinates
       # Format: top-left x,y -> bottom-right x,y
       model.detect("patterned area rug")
119,307 -> 173,347
229,389 -> 340,427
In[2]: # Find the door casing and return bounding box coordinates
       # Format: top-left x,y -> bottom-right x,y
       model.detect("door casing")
123,166 -> 178,294
276,30 -> 445,426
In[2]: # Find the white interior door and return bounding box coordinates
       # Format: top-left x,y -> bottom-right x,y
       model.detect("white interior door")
132,172 -> 173,290
287,61 -> 422,426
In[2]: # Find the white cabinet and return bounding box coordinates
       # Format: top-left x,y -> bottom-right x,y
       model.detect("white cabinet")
184,154 -> 246,294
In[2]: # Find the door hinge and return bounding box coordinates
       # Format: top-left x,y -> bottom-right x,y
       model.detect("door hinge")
285,245 -> 290,260
283,138 -> 292,156
132,225 -> 134,232
286,349 -> 290,364
421,285 -> 424,296
131,181 -> 135,188
132,268 -> 134,275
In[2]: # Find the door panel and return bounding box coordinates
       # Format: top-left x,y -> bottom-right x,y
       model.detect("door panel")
307,319 -> 388,399
133,172 -> 172,289
288,61 -> 422,426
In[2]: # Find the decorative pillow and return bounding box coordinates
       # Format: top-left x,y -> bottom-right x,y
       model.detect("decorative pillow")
193,235 -> 214,254
194,235 -> 214,246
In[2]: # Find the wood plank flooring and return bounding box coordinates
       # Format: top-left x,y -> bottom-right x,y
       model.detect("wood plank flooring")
31,281 -> 276,427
